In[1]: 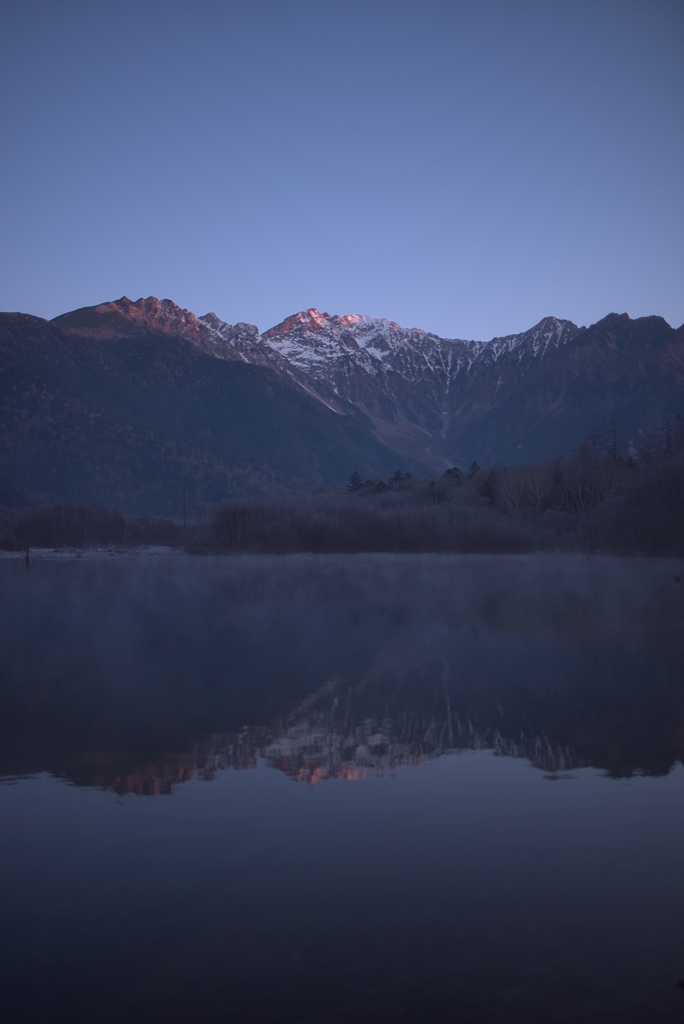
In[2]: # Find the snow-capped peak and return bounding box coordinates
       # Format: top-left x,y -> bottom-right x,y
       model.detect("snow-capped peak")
102,298 -> 576,377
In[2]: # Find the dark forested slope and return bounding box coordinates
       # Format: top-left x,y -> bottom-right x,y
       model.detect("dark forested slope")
0,311 -> 425,514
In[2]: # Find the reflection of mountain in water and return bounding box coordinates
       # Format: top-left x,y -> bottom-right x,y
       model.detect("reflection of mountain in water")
73,619 -> 684,793
255,676 -> 579,784
1,555 -> 682,793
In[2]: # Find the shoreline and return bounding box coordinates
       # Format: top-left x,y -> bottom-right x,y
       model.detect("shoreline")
0,545 -> 185,560
1,547 -> 682,564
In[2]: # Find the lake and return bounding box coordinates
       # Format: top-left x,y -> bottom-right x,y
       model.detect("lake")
1,553 -> 683,1023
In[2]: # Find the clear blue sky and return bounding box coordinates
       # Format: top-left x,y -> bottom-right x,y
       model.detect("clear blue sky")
1,0 -> 681,339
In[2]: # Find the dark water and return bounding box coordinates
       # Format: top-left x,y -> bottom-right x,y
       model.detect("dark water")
1,553 -> 683,1023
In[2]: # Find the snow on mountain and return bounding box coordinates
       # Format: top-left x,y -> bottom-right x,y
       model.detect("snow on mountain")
261,308 -> 464,380
259,308 -> 577,376
104,298 -> 576,387
479,316 -> 578,363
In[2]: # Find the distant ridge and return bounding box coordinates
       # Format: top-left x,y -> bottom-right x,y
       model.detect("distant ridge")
53,297 -> 684,468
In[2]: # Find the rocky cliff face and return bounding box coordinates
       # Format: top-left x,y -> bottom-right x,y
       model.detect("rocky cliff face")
52,295 -> 261,362
61,297 -> 680,468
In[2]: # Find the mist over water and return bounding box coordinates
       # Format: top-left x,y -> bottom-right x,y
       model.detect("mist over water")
1,554 -> 683,1022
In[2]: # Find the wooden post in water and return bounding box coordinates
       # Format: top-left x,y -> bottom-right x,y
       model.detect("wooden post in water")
183,479 -> 187,544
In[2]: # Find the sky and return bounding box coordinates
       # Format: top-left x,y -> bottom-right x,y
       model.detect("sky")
1,0 -> 682,340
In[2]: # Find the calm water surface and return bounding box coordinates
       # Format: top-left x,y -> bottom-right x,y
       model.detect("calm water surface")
1,554 -> 683,1023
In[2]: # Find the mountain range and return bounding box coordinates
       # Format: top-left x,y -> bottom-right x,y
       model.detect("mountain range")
1,295 -> 682,513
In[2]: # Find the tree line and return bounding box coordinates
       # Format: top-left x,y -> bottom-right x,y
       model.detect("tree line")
1,416 -> 682,556
210,416 -> 684,555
